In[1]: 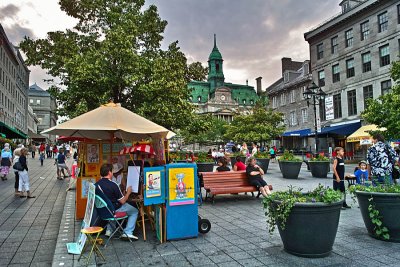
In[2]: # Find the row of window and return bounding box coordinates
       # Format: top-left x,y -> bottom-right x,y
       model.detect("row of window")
317,43 -> 393,86
319,80 -> 391,121
190,95 -> 255,105
0,47 -> 17,80
316,5 -> 400,60
286,108 -> 309,127
29,98 -> 41,105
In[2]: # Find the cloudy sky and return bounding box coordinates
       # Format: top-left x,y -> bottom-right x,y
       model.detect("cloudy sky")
1,0 -> 341,90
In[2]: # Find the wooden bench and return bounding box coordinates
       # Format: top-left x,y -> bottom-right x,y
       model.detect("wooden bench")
199,171 -> 272,203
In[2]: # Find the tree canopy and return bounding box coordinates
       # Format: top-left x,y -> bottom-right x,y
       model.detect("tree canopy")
224,99 -> 285,143
362,61 -> 400,139
180,115 -> 228,145
20,0 -> 206,130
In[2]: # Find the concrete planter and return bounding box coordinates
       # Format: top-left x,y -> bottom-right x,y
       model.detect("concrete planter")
308,161 -> 330,178
356,191 -> 400,242
196,162 -> 214,173
256,158 -> 270,174
272,200 -> 343,258
279,161 -> 302,179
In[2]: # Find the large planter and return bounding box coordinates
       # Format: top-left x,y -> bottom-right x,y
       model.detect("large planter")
279,161 -> 302,179
272,200 -> 343,258
308,161 -> 330,178
256,158 -> 270,173
356,191 -> 400,242
196,162 -> 214,172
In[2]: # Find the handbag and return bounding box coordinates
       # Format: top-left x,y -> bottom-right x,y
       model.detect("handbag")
13,161 -> 24,171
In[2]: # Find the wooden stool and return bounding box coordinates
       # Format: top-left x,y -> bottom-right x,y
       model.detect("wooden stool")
78,226 -> 106,266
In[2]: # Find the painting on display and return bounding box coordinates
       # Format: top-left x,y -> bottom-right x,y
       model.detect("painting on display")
145,171 -> 161,198
81,177 -> 96,198
168,167 -> 195,206
87,144 -> 100,163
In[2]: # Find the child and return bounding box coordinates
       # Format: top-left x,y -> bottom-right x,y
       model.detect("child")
39,152 -> 45,167
354,160 -> 369,185
332,147 -> 350,209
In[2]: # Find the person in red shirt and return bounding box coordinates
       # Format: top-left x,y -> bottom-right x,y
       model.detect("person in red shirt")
233,156 -> 246,171
39,143 -> 46,154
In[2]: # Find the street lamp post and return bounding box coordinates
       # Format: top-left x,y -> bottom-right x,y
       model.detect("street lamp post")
303,82 -> 326,155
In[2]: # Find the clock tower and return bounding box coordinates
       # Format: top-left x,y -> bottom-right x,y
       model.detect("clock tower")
208,34 -> 225,94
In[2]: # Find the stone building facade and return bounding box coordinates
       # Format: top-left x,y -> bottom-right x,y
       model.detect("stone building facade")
28,83 -> 57,142
304,0 -> 400,154
188,35 -> 260,122
0,24 -> 30,139
266,58 -> 313,151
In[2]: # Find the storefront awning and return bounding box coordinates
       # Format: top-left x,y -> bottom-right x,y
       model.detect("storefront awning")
282,129 -> 311,137
309,122 -> 361,136
28,130 -> 47,140
347,124 -> 386,143
0,122 -> 28,139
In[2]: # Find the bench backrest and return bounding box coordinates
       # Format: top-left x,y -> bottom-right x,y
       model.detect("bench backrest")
201,171 -> 251,187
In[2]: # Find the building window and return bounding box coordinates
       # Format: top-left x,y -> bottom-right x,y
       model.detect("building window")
345,29 -> 353,47
36,99 -> 41,105
284,72 -> 290,83
347,90 -> 357,116
301,108 -> 308,123
346,58 -> 355,78
280,94 -> 286,106
250,100 -> 254,105
378,12 -> 388,32
360,21 -> 369,41
197,96 -> 201,103
289,90 -> 295,103
290,111 -> 297,126
319,99 -> 326,121
398,4 -> 400,24
333,93 -> 342,119
317,43 -> 324,60
381,80 -> 392,95
363,85 -> 373,110
318,70 -> 325,87
272,96 -> 277,108
362,52 -> 371,72
29,99 -> 33,104
379,45 -> 390,67
332,64 -> 340,83
331,36 -> 338,54
243,99 -> 246,105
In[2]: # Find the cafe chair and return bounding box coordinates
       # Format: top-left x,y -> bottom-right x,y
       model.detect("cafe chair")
94,188 -> 134,247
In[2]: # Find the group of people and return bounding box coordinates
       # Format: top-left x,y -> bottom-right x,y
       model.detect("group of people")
215,155 -> 271,197
332,133 -> 399,209
0,143 -> 35,198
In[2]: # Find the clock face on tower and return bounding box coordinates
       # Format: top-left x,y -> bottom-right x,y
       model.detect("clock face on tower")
220,94 -> 226,101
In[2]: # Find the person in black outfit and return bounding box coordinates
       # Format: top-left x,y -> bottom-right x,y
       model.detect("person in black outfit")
333,147 -> 350,209
215,157 -> 230,172
246,157 -> 271,197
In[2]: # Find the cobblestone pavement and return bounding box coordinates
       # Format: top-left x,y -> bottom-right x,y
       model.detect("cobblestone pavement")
0,154 -> 68,267
54,161 -> 400,267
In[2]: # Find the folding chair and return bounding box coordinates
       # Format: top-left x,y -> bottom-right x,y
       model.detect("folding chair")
94,187 -> 134,247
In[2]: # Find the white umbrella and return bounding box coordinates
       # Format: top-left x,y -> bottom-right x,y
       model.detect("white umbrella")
42,102 -> 175,140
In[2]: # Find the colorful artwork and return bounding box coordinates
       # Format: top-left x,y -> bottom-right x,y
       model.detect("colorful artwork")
86,164 -> 98,175
81,177 -> 96,198
87,144 -> 99,163
168,168 -> 195,206
146,171 -> 161,197
102,143 -> 129,154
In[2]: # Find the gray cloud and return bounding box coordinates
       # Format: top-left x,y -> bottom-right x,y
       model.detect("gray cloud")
0,4 -> 19,20
3,24 -> 35,44
148,0 -> 341,87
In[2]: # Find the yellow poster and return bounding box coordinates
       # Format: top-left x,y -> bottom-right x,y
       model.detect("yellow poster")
168,168 -> 195,206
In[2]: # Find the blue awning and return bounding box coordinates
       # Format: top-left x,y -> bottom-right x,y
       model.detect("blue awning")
314,122 -> 361,136
282,128 -> 311,137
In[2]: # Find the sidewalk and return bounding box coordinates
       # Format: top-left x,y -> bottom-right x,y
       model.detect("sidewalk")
53,161 -> 400,266
0,155 -> 68,267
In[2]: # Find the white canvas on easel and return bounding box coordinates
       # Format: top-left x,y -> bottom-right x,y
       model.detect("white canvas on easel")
127,166 -> 141,193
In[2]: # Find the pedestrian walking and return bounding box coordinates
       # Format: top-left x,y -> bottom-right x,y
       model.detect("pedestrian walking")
39,151 -> 45,166
52,144 -> 58,158
1,143 -> 12,180
18,147 -> 35,198
332,147 -> 350,209
31,143 -> 36,158
56,148 -> 71,179
46,144 -> 51,158
12,147 -> 22,196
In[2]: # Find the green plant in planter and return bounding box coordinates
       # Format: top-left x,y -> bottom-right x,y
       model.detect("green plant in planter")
254,151 -> 270,159
349,183 -> 400,240
278,150 -> 302,162
263,185 -> 343,234
310,154 -> 329,161
195,152 -> 214,163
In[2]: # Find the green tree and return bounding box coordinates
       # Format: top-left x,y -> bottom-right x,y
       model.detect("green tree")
19,0 -> 201,130
362,61 -> 400,139
224,100 -> 285,143
186,62 -> 208,81
181,115 -> 227,145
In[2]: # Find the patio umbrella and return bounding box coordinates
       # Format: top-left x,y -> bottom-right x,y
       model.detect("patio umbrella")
41,102 -> 175,140
119,144 -> 155,156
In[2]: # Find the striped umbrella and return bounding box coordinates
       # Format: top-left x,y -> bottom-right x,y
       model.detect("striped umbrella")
119,144 -> 156,157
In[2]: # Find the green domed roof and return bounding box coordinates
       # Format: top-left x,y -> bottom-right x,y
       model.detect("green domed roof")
208,34 -> 223,60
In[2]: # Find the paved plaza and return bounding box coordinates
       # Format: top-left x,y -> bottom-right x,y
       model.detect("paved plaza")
1,157 -> 400,266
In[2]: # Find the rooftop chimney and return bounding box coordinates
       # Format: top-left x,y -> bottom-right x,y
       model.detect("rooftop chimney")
256,77 -> 262,95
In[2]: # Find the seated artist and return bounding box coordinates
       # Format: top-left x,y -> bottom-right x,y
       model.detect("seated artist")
246,157 -> 271,197
95,163 -> 139,240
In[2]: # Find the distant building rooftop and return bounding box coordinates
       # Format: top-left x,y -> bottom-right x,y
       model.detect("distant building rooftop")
29,83 -> 50,97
